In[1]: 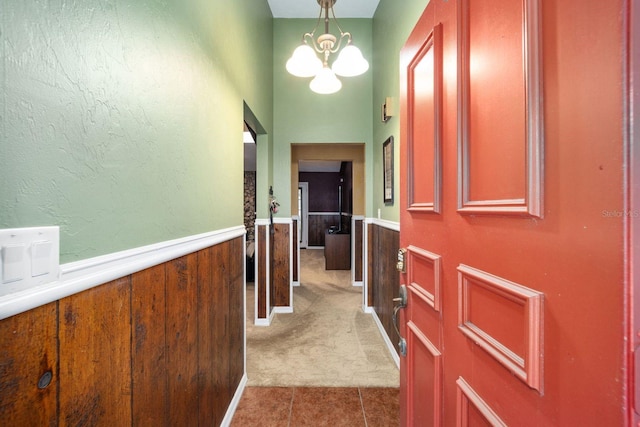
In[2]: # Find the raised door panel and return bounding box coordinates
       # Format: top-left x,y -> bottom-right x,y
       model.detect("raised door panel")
407,323 -> 442,426
406,24 -> 443,213
457,0 -> 543,216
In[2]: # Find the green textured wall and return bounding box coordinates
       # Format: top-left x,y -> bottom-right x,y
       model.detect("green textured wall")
0,0 -> 273,262
372,0 -> 430,222
272,18 -> 373,216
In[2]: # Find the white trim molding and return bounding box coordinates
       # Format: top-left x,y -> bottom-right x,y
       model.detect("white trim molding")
0,226 -> 246,320
220,374 -> 248,427
365,217 -> 400,232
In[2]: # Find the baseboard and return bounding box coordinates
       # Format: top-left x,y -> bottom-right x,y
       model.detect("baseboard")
293,281 -> 301,287
273,306 -> 293,314
254,318 -> 271,327
370,309 -> 400,368
220,373 -> 248,427
352,281 -> 363,287
0,226 -> 246,320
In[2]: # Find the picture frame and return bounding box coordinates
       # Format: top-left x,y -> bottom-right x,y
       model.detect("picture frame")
383,136 -> 394,204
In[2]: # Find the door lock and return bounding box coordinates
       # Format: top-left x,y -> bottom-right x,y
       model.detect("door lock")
396,248 -> 407,273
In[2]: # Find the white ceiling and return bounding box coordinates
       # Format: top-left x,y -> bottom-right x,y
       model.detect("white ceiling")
267,0 -> 380,18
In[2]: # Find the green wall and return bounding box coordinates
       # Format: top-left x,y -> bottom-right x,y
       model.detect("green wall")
371,0 -> 430,222
272,18 -> 373,216
270,1 -> 432,221
0,0 -> 273,263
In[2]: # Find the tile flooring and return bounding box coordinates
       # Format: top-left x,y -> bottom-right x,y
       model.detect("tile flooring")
230,386 -> 399,426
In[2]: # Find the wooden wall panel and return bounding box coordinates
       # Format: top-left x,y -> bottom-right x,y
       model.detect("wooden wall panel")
371,224 -> 400,349
354,219 -> 363,282
292,218 -> 299,283
0,302 -> 57,425
196,246 -> 216,425
212,242 -> 231,427
256,225 -> 268,318
0,238 -> 244,427
132,264 -> 168,425
367,223 -> 374,307
308,214 -> 340,246
228,237 -> 245,392
59,277 -> 132,426
272,223 -> 290,307
166,254 -> 199,425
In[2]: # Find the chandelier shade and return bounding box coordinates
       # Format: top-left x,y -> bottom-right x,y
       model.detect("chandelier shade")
310,65 -> 342,94
285,0 -> 369,94
286,44 -> 323,77
332,44 -> 369,77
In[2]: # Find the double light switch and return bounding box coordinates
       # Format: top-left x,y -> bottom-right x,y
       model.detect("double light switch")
0,227 -> 60,296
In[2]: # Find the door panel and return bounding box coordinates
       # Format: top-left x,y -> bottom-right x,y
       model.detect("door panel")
457,0 -> 543,216
400,0 -> 627,425
407,323 -> 442,426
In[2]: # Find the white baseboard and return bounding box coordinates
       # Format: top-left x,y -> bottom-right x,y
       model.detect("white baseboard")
370,309 -> 400,368
254,318 -> 271,327
273,306 -> 293,314
220,373 -> 248,427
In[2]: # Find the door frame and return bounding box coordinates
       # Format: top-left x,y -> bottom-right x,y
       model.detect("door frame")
298,182 -> 309,248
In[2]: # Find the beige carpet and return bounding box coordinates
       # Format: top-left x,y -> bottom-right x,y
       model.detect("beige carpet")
246,249 -> 399,387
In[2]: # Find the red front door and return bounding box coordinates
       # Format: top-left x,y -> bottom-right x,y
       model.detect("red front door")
398,0 -> 629,425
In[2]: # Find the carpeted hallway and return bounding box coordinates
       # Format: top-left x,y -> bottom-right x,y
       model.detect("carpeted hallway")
232,248 -> 399,426
245,248 -> 399,387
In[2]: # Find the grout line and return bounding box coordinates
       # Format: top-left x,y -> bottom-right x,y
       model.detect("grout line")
288,387 -> 295,427
358,387 -> 368,427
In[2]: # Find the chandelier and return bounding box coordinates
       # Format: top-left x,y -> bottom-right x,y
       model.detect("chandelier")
285,0 -> 369,94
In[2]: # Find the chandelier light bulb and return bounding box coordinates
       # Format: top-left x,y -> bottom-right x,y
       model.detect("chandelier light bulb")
332,44 -> 369,77
286,44 -> 323,78
309,65 -> 342,94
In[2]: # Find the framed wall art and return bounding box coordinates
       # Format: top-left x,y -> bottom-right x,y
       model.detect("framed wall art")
383,136 -> 394,204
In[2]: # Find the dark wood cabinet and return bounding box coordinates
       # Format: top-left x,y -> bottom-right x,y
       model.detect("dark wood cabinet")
324,232 -> 350,270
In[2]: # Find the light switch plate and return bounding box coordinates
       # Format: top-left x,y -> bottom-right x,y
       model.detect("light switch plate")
0,227 -> 60,296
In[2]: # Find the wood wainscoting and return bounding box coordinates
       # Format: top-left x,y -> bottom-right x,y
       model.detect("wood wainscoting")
0,237 -> 244,426
366,221 -> 400,354
254,219 -> 292,325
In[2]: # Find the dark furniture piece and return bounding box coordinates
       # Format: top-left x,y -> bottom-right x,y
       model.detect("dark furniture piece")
324,231 -> 350,270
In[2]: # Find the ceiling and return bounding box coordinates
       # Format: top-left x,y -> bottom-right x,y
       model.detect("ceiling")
267,0 -> 380,18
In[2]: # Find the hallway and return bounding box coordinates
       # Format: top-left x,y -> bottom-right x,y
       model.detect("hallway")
234,249 -> 399,425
